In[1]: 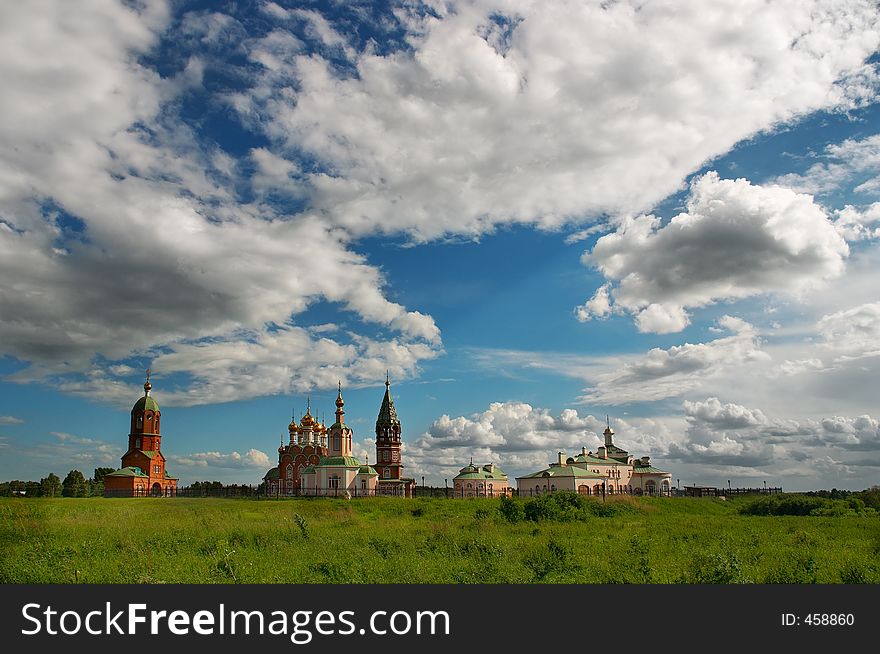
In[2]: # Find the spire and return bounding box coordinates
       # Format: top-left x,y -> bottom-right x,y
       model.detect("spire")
334,381 -> 345,425
376,375 -> 399,427
603,415 -> 614,448
144,368 -> 152,396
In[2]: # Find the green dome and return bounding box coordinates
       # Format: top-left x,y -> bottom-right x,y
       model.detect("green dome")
131,395 -> 160,414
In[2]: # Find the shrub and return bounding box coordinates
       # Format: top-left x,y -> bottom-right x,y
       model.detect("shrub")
839,561 -> 878,584
498,495 -> 524,523
523,539 -> 571,581
740,495 -> 829,516
764,556 -> 818,584
689,552 -> 750,584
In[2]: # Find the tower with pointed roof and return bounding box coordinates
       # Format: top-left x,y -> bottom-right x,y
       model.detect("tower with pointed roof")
372,374 -> 415,496
375,373 -> 403,482
104,371 -> 178,497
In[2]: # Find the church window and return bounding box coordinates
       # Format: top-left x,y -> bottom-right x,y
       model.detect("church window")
154,465 -> 160,474
383,467 -> 390,479
286,463 -> 294,480
361,479 -> 366,490
329,476 -> 340,490
391,450 -> 398,462
135,438 -> 142,449
136,416 -> 143,429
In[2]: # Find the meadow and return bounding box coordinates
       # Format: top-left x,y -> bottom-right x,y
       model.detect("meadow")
1,494 -> 878,584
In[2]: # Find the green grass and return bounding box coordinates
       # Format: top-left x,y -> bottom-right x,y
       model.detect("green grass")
1,495 -> 878,584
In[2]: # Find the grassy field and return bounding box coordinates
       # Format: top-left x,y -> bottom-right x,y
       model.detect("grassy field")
1,494 -> 878,584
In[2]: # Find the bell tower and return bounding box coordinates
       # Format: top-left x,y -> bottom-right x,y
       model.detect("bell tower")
375,373 -> 402,480
129,370 -> 162,453
328,382 -> 353,457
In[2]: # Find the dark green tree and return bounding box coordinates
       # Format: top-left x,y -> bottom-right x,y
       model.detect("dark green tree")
93,467 -> 114,483
62,469 -> 87,497
40,473 -> 62,497
89,467 -> 115,496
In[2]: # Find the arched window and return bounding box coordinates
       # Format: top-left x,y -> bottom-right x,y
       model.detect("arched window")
286,463 -> 294,480
578,485 -> 589,495
136,416 -> 143,429
135,438 -> 142,449
383,467 -> 390,479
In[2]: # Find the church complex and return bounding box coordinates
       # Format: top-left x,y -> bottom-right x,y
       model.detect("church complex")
104,374 -> 672,499
262,376 -> 416,497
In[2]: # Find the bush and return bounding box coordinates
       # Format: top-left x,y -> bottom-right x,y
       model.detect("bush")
498,495 -> 524,523
523,539 -> 571,581
688,552 -> 750,584
840,561 -> 878,584
740,495 -> 830,516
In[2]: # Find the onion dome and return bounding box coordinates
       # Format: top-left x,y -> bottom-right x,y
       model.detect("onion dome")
131,372 -> 159,414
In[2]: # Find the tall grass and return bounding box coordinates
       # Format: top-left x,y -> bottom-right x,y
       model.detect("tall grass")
0,495 -> 877,584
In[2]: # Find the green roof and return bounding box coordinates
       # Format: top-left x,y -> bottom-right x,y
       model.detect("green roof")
301,465 -> 316,474
263,467 -> 280,480
105,466 -> 148,478
454,464 -> 508,480
632,465 -> 670,474
572,453 -> 625,466
517,465 -> 606,480
140,450 -> 159,459
358,465 -> 378,475
318,455 -> 361,467
131,395 -> 160,414
376,380 -> 400,427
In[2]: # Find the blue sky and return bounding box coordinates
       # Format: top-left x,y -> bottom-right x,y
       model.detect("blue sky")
2,1 -> 880,491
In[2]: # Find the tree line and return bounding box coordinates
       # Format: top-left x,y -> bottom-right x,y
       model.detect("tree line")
0,468 -> 116,497
0,473 -> 262,497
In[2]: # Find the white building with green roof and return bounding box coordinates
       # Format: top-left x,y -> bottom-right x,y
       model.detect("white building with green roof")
297,385 -> 379,496
516,423 -> 673,497
452,461 -> 510,498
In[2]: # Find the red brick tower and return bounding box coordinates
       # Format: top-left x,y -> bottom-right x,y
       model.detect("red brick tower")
104,371 -> 178,496
375,374 -> 402,481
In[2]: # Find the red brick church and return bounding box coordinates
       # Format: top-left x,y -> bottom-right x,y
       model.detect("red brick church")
104,373 -> 178,497
263,376 -> 416,496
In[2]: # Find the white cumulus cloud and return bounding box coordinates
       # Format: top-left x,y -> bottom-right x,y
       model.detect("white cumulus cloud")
577,172 -> 849,332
